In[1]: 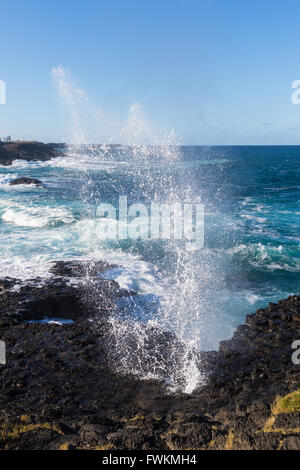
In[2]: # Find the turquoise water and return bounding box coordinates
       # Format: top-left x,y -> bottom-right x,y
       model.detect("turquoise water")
0,145 -> 299,353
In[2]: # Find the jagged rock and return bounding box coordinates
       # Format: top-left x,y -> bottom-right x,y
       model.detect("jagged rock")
50,260 -> 117,277
9,177 -> 43,187
281,435 -> 300,450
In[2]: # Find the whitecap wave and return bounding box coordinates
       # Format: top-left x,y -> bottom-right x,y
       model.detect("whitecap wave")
1,201 -> 75,228
227,242 -> 300,271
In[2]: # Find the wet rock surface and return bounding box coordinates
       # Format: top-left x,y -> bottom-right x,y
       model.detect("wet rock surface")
9,177 -> 44,186
50,260 -> 118,278
0,262 -> 299,450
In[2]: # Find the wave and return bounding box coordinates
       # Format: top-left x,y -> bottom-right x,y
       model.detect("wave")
226,242 -> 300,272
0,173 -> 19,188
0,210 -> 162,296
0,201 -> 76,228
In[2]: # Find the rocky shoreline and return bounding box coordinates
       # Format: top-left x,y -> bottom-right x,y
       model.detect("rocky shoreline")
0,260 -> 299,450
0,141 -> 64,166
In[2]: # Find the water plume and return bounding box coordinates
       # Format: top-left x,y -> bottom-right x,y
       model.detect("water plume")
52,65 -> 205,393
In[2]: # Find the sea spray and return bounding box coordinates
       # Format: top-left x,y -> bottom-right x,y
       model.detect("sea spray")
51,65 -> 207,392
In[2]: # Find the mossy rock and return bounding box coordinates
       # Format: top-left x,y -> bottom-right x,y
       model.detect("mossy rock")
275,390 -> 300,414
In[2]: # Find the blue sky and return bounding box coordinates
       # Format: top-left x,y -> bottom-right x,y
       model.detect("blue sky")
1,0 -> 300,144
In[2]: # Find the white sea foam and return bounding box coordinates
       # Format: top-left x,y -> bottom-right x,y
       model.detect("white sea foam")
0,207 -> 162,299
244,292 -> 262,305
0,173 -> 19,189
1,202 -> 75,228
227,242 -> 300,272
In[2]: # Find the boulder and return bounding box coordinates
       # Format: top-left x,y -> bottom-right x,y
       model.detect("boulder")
9,177 -> 43,187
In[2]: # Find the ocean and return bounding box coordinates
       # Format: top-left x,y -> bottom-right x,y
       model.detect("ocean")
0,145 -> 299,389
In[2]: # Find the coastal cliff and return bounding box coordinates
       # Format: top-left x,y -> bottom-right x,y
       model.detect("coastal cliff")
0,261 -> 299,450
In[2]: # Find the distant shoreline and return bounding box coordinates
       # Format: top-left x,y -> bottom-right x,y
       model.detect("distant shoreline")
2,141 -> 300,167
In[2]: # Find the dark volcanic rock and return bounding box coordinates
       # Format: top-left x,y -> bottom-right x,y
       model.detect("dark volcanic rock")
46,143 -> 67,149
0,267 -> 299,450
50,260 -> 117,278
50,260 -> 135,298
0,275 -> 118,326
0,141 -> 65,166
9,177 -> 43,187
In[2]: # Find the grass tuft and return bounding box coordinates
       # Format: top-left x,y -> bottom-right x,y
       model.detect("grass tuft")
225,429 -> 235,450
274,390 -> 300,414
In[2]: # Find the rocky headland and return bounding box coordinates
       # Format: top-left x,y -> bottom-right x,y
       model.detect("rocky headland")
0,260 -> 299,450
0,141 -> 65,166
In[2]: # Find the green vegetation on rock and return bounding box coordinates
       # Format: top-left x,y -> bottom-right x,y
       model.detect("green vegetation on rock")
274,390 -> 300,414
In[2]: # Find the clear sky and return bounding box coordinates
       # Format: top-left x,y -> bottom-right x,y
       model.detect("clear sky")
1,0 -> 300,144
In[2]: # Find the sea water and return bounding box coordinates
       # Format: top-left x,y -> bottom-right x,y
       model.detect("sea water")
0,146 -> 299,353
